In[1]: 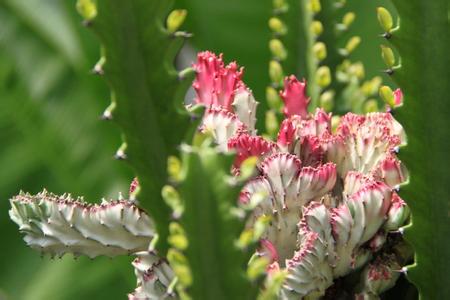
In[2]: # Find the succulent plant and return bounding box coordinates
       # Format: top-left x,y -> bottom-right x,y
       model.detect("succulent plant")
7,0 -> 450,299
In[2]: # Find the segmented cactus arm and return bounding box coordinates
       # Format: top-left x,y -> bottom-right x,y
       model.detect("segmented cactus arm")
9,191 -> 154,258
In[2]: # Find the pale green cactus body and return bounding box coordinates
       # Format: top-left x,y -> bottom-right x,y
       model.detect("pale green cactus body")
129,251 -> 176,300
9,191 -> 154,258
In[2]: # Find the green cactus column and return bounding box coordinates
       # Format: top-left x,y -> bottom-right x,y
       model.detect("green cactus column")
381,0 -> 450,298
78,0 -> 195,254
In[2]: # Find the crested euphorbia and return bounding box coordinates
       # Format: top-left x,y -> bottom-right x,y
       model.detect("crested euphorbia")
10,51 -> 410,300
194,51 -> 410,299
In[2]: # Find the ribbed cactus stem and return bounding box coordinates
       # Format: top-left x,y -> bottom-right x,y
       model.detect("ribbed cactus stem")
9,190 -> 155,258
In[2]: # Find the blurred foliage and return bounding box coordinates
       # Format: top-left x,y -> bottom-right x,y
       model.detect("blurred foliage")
0,0 -> 395,299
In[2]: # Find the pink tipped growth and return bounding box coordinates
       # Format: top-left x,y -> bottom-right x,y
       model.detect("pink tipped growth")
393,88 -> 403,106
192,51 -> 244,111
280,75 -> 310,118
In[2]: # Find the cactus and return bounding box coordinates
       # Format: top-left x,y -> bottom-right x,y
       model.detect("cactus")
376,1 -> 450,298
7,0 -> 449,299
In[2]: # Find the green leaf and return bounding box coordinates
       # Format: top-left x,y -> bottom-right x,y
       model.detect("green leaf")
177,143 -> 257,299
389,0 -> 450,298
87,0 -> 195,254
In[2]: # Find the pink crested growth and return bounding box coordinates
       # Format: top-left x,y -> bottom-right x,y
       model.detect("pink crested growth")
192,51 -> 244,111
393,88 -> 403,106
228,133 -> 276,170
189,52 -> 409,297
130,177 -> 139,194
277,117 -> 297,148
374,154 -> 409,187
280,75 -> 310,118
259,239 -> 279,263
299,108 -> 332,137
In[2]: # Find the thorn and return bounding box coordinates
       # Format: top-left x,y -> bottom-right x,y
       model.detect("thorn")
82,19 -> 93,27
101,101 -> 116,120
172,31 -> 193,39
382,32 -> 392,39
115,143 -> 128,160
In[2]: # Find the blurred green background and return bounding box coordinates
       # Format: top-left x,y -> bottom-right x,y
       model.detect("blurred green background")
0,0 -> 393,299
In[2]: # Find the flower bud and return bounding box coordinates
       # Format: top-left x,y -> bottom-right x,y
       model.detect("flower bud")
269,17 -> 287,35
266,86 -> 282,110
377,7 -> 393,33
168,222 -> 188,250
273,0 -> 288,11
313,42 -> 327,61
167,249 -> 192,287
309,0 -> 321,13
269,39 -> 287,60
76,0 -> 97,20
381,45 -> 395,68
168,155 -> 182,182
319,90 -> 334,112
379,85 -> 395,107
310,21 -> 323,36
342,12 -> 356,28
269,60 -> 284,84
361,76 -> 382,96
166,9 -> 187,33
316,66 -> 331,88
265,110 -> 279,136
364,99 -> 379,113
162,185 -> 183,217
345,36 -> 361,54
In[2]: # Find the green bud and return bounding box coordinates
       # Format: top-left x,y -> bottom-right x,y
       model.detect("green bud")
310,21 -> 323,36
345,36 -> 361,54
168,155 -> 182,182
331,116 -> 341,133
316,66 -> 331,88
361,76 -> 382,96
364,99 -> 379,113
380,45 -> 395,68
247,256 -> 270,280
162,185 -> 184,217
166,9 -> 187,33
76,0 -> 97,20
269,39 -> 287,60
167,249 -> 192,287
253,215 -> 272,240
273,0 -> 289,11
265,110 -> 279,136
379,85 -> 395,107
268,17 -> 287,35
309,0 -> 321,13
237,229 -> 254,248
240,156 -> 258,180
313,42 -> 327,61
377,7 -> 393,33
266,86 -> 282,110
342,12 -> 356,27
319,90 -> 334,112
168,222 -> 188,250
349,62 -> 365,80
269,60 -> 284,84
